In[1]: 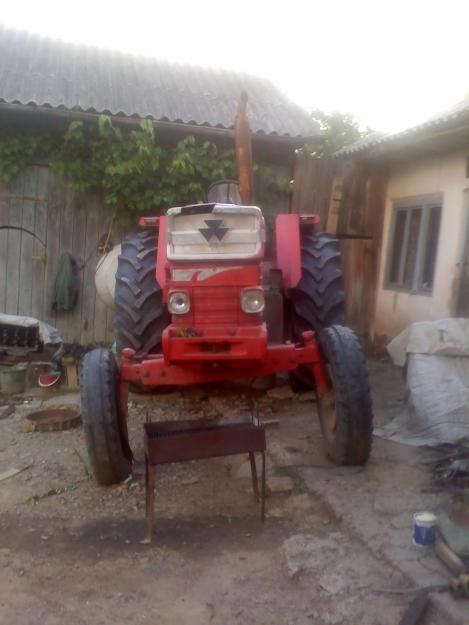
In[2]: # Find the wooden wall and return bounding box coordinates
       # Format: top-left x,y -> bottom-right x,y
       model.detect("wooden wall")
0,165 -> 126,345
291,153 -> 336,223
291,154 -> 388,346
335,162 -> 388,345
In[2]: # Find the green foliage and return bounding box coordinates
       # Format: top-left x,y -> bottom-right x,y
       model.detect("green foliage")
0,117 -> 291,222
0,134 -> 52,184
254,161 -> 292,196
303,109 -> 373,158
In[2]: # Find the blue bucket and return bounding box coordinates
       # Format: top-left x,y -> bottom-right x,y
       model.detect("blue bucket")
413,512 -> 437,547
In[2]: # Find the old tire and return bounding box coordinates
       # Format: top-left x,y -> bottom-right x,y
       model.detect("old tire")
290,231 -> 345,390
80,348 -> 131,485
115,231 -> 168,356
317,325 -> 373,465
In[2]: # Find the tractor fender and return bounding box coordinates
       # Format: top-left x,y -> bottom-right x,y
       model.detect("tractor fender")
275,214 -> 302,289
275,214 -> 321,289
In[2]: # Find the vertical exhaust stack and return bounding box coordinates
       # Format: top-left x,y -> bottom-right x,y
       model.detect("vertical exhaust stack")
235,91 -> 253,205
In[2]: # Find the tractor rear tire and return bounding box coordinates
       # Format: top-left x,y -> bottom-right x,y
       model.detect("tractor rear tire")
290,231 -> 345,390
317,325 -> 373,465
80,348 -> 132,485
115,231 -> 168,356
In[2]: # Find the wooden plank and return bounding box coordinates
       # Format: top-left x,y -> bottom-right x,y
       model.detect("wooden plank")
337,163 -> 388,346
43,171 -> 65,327
291,154 -> 335,225
0,182 -> 9,313
31,166 -> 49,320
337,162 -> 368,236
54,183 -> 76,342
18,167 -> 38,316
325,175 -> 343,234
80,193 -> 100,344
4,174 -> 24,315
67,189 -> 89,344
362,166 -> 388,344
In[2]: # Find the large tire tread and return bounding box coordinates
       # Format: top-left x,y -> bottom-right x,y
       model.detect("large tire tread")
80,348 -> 131,485
292,232 -> 346,336
115,231 -> 168,356
290,232 -> 346,390
318,326 -> 373,465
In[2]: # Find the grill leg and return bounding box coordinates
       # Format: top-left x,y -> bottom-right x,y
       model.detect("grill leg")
249,452 -> 260,503
261,451 -> 266,523
144,457 -> 156,543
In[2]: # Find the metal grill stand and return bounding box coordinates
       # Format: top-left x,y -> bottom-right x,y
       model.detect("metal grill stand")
143,417 -> 266,543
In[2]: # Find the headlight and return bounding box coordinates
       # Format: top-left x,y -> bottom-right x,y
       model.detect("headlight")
168,291 -> 190,315
241,288 -> 265,314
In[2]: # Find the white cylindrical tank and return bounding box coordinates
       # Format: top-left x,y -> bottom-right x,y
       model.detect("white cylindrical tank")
95,245 -> 121,309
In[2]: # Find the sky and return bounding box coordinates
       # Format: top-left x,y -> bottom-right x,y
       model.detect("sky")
1,0 -> 469,133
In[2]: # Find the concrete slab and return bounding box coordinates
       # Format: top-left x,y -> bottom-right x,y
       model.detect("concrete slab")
299,437 -> 469,624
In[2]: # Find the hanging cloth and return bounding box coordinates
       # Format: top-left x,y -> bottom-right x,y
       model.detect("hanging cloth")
52,252 -> 79,312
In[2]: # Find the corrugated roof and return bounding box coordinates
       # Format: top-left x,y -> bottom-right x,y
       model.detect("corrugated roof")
336,95 -> 469,157
0,25 -> 318,140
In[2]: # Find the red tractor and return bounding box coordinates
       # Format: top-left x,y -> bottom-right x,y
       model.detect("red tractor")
81,181 -> 373,485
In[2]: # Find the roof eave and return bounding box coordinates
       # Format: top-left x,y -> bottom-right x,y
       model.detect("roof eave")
336,111 -> 469,161
0,101 -> 320,147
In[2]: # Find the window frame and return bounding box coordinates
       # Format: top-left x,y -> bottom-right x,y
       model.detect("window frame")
384,194 -> 442,295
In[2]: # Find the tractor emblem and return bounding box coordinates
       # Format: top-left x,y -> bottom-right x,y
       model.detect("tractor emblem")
198,219 -> 229,242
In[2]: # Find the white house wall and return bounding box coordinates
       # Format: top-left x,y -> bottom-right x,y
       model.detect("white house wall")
374,149 -> 468,342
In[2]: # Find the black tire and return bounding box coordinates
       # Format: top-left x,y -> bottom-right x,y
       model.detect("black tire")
80,348 -> 132,485
317,325 -> 373,465
115,231 -> 168,356
290,231 -> 345,390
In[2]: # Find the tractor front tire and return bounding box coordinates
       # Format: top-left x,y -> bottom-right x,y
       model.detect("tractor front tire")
290,231 -> 345,390
317,325 -> 373,465
115,231 -> 168,356
80,348 -> 132,485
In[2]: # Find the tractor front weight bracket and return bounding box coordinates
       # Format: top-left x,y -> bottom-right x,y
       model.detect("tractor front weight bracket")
119,330 -> 331,395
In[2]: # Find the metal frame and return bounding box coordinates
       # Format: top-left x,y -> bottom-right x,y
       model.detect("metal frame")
385,194 -> 443,294
120,330 -> 330,397
143,416 -> 266,543
456,189 -> 469,316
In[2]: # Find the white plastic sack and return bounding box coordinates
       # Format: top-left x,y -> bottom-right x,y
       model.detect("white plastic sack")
375,319 -> 469,446
387,318 -> 469,367
375,353 -> 469,445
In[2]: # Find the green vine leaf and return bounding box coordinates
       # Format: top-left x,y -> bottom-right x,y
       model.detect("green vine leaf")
0,116 -> 291,221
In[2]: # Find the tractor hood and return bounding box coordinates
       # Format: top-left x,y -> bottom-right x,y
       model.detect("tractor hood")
166,203 -> 265,261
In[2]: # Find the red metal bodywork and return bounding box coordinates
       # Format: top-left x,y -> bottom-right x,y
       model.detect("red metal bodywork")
166,264 -> 262,327
275,213 -> 321,289
122,211 -> 330,397
120,330 -> 329,396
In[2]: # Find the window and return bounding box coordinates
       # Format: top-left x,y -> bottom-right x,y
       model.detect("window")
386,196 -> 442,293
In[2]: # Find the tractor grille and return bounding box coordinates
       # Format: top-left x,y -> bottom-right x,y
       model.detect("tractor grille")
192,286 -> 240,325
166,205 -> 264,261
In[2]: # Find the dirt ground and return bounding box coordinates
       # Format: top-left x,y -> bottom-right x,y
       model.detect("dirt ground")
0,359 -> 465,625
